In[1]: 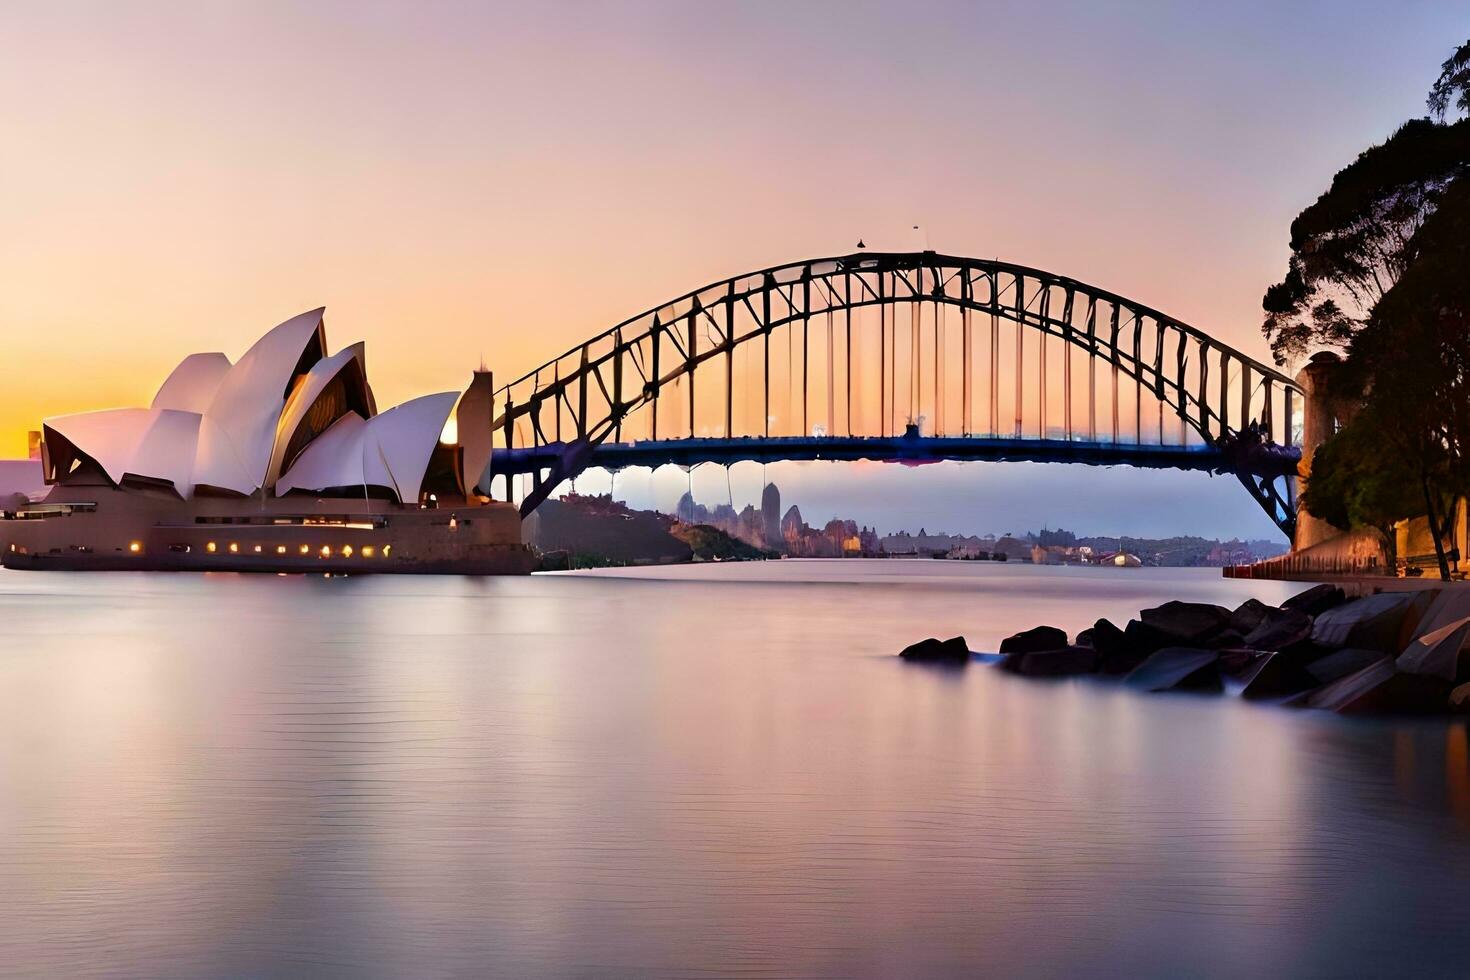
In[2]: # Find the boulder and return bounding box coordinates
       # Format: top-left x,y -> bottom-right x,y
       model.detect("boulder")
1091,619 -> 1168,674
1241,607 -> 1314,652
1396,616 -> 1470,683
1306,648 -> 1389,686
1123,618 -> 1172,652
1302,659 -> 1452,715
1239,651 -> 1320,700
1275,637 -> 1336,666
1311,590 -> 1437,653
900,636 -> 971,663
1409,590 -> 1470,643
1138,601 -> 1231,644
999,645 -> 1099,677
1217,648 -> 1265,677
1281,583 -> 1347,617
1228,598 -> 1275,636
1204,628 -> 1248,651
1081,617 -> 1124,652
999,625 -> 1068,655
1124,647 -> 1222,693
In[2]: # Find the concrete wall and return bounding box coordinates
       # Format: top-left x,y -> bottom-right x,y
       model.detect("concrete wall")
1293,352 -> 1343,551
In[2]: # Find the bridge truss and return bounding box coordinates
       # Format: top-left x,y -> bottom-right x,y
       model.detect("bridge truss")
487,251 -> 1303,538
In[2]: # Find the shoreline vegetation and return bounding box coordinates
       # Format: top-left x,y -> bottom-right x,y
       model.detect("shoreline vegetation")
901,582 -> 1470,716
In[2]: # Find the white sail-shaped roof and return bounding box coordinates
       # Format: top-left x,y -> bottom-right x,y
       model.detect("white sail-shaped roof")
44,409 -> 154,486
198,308 -> 326,493
126,410 -> 201,493
362,392 -> 457,502
277,392 -> 457,504
265,342 -> 373,487
152,352 -> 232,413
192,415 -> 258,496
44,407 -> 201,496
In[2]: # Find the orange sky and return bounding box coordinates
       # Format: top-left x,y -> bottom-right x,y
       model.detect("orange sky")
1,3 -> 1464,504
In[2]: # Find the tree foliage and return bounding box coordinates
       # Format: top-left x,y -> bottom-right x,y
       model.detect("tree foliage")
1260,117 -> 1470,365
1429,38 -> 1470,121
1300,408 -> 1420,569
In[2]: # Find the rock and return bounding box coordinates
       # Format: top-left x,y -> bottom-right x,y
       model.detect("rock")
1275,637 -> 1337,666
1082,618 -> 1124,652
1138,601 -> 1231,644
1397,616 -> 1470,682
1408,590 -> 1470,643
1217,648 -> 1265,677
1204,628 -> 1248,651
1077,618 -> 1139,674
999,625 -> 1068,655
1241,608 -> 1314,651
1311,590 -> 1437,653
999,645 -> 1099,677
1228,598 -> 1275,636
1123,618 -> 1172,652
1302,658 -> 1452,715
1239,651 -> 1320,700
1450,683 -> 1470,714
1281,583 -> 1347,617
1306,648 -> 1388,686
900,636 -> 970,663
1124,647 -> 1222,693
1090,619 -> 1167,674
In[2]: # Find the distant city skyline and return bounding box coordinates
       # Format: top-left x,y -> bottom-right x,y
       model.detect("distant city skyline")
3,1 -> 1466,537
584,458 -> 1289,541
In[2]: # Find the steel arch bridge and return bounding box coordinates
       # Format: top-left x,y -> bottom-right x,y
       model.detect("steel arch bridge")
486,251 -> 1304,538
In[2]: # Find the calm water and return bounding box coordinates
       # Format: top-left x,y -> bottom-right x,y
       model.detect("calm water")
3,561 -> 1470,978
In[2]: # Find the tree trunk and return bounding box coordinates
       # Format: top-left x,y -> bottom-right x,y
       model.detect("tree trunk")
1421,474 -> 1453,581
1377,523 -> 1398,574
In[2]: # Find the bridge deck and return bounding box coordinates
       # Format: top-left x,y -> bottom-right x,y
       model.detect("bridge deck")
491,434 -> 1228,475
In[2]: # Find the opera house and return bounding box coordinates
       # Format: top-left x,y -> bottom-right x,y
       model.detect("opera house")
0,309 -> 536,574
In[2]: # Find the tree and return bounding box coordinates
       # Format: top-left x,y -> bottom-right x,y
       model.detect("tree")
1300,408 -> 1420,571
1260,116 -> 1470,365
1344,178 -> 1470,578
1429,39 -> 1470,121
1283,42 -> 1470,578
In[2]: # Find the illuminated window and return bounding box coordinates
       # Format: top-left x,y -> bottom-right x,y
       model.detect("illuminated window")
299,544 -> 309,555
206,541 -> 217,553
128,541 -> 142,554
276,545 -> 287,555
448,516 -> 457,530
341,544 -> 353,557
228,542 -> 239,554
320,545 -> 331,557
383,545 -> 392,558
361,545 -> 375,558
253,544 -> 262,554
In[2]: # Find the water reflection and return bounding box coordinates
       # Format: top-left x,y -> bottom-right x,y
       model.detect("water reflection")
1,563 -> 1469,977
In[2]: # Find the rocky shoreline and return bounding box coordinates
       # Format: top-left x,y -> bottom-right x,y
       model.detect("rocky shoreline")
901,583 -> 1470,715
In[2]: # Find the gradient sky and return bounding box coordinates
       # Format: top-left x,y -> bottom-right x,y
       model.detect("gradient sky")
2,1 -> 1466,539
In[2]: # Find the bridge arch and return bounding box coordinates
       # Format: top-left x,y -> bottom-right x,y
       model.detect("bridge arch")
489,251 -> 1302,537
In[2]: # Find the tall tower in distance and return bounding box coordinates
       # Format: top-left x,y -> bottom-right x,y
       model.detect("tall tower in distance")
761,482 -> 781,548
